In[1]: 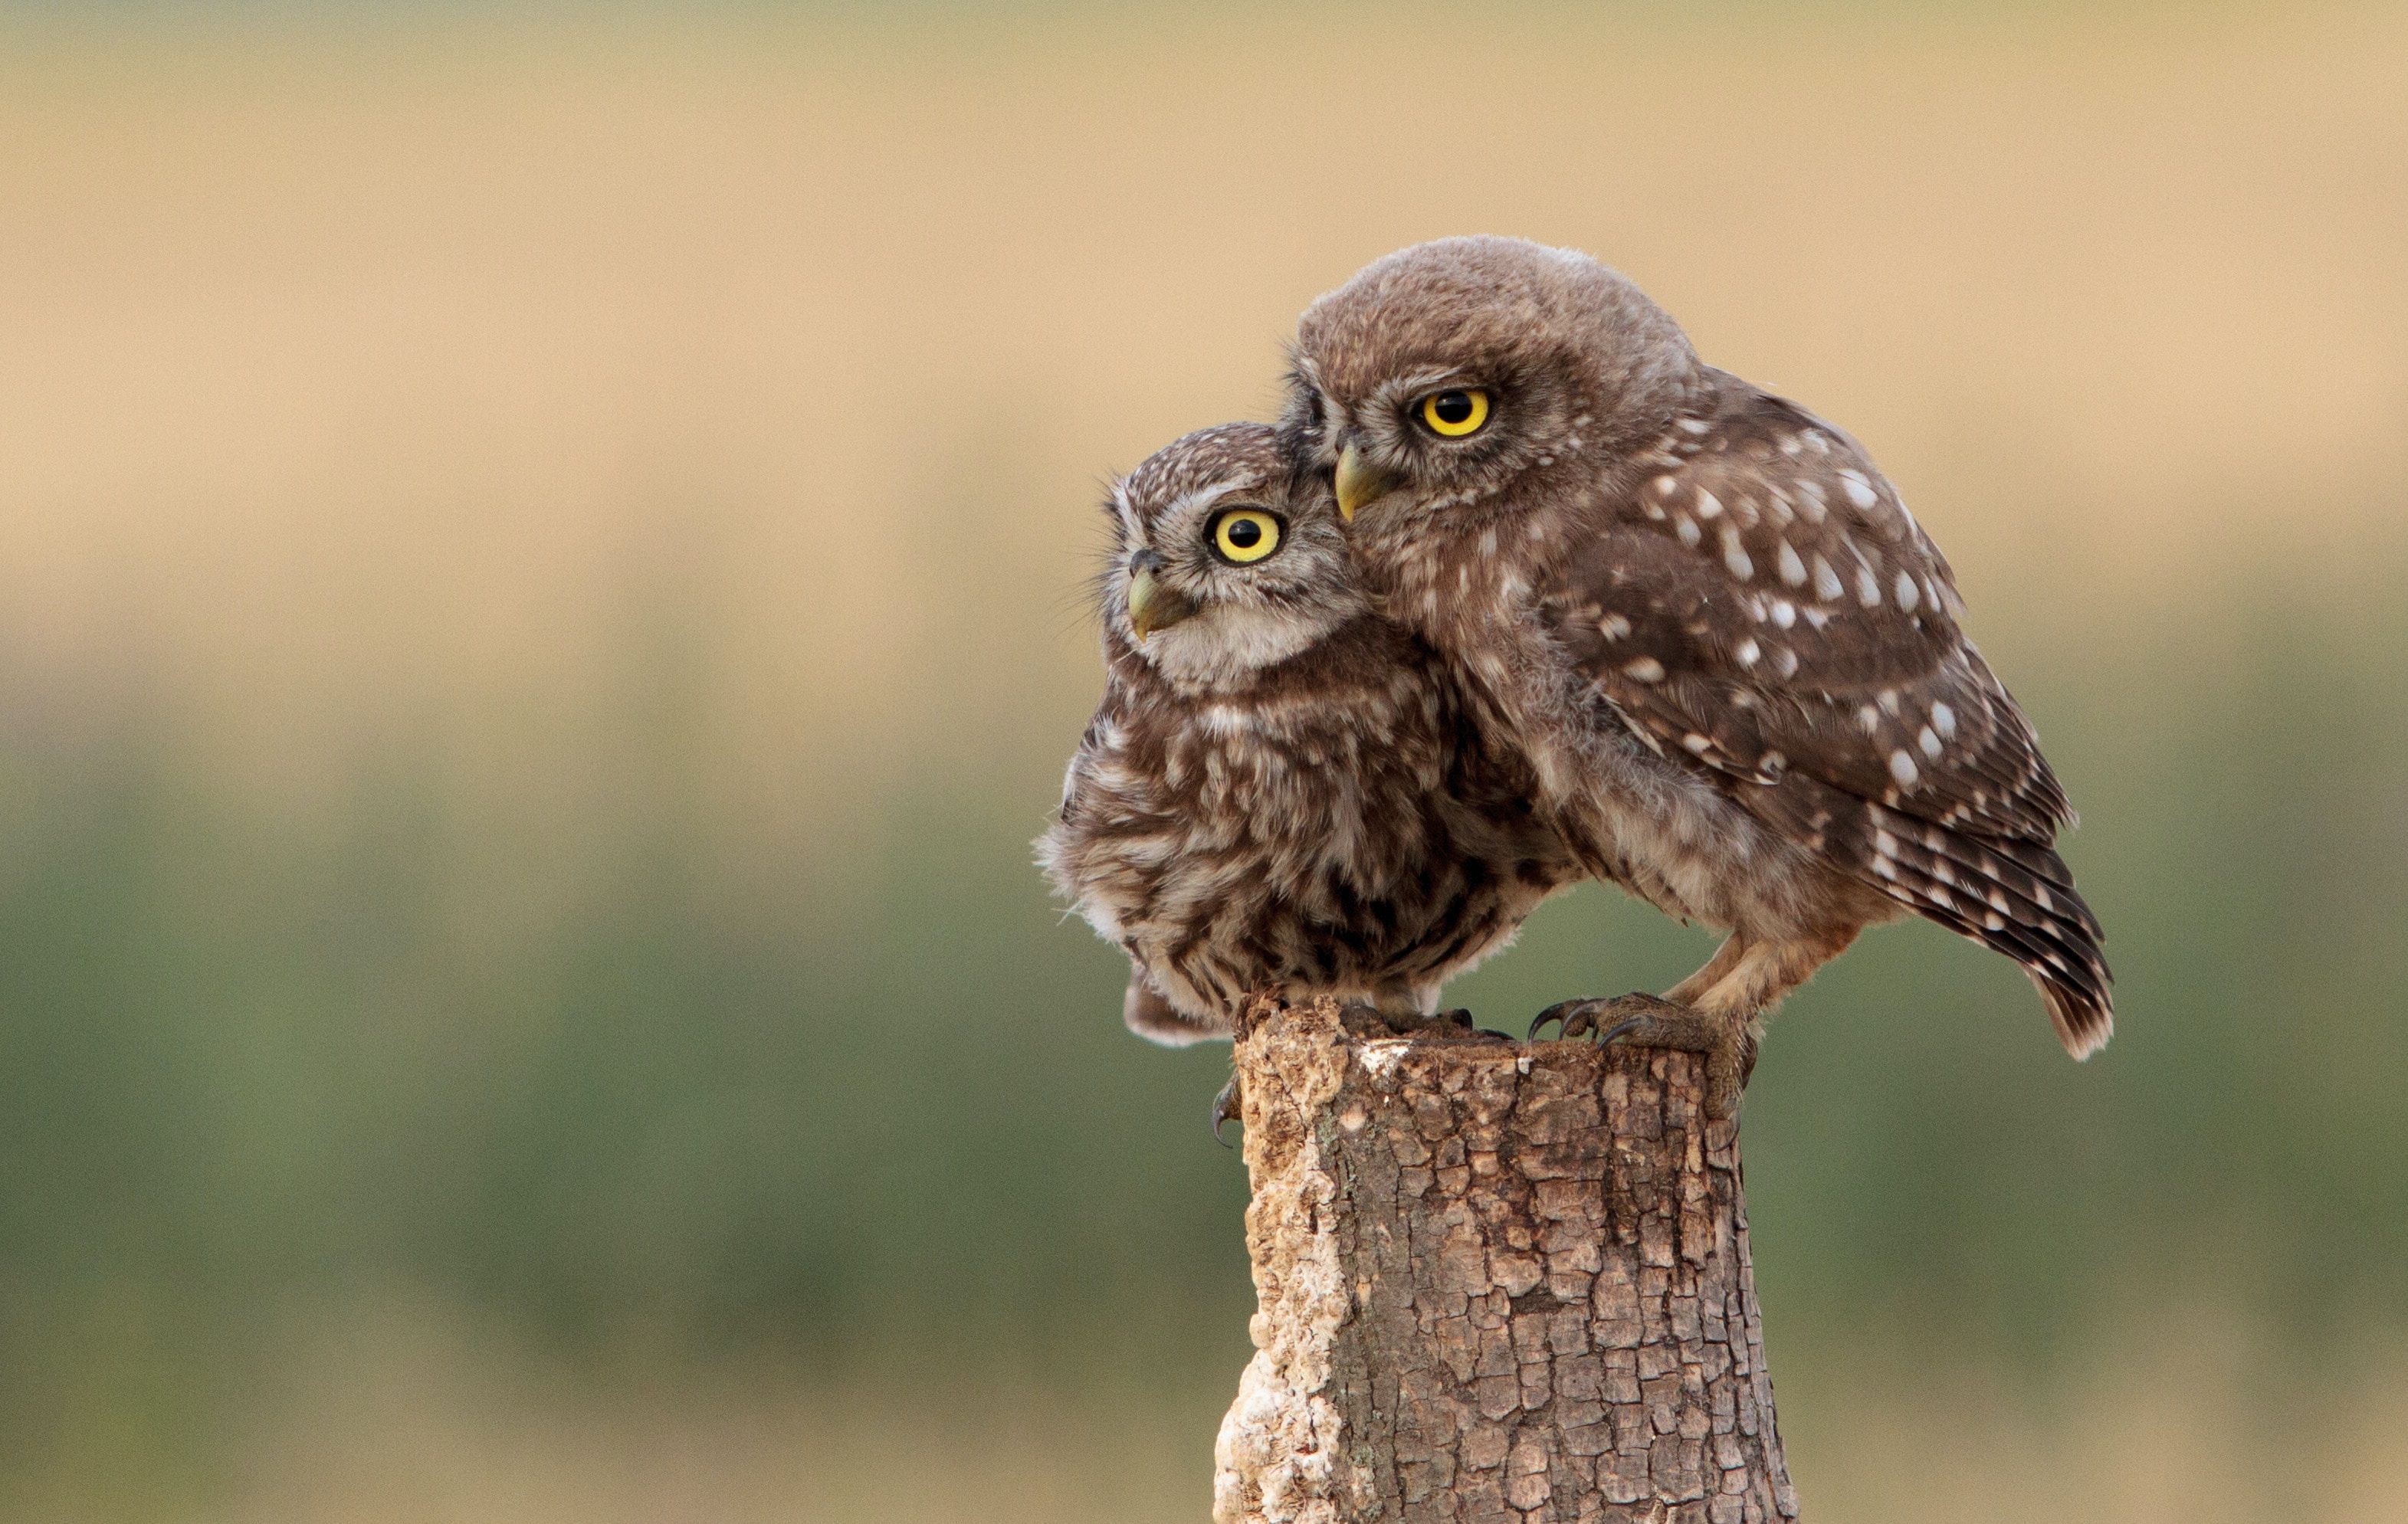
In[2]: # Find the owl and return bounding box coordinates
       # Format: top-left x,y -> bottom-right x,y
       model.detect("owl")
1284,237 -> 2111,1116
1038,421 -> 1579,1053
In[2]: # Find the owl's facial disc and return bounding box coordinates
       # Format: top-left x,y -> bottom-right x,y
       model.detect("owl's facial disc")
1105,421 -> 1365,689
1325,378 -> 1503,521
1295,237 -> 1704,543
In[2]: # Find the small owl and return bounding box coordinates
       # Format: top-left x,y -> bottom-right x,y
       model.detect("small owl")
1038,421 -> 1578,1047
1285,238 -> 2110,1115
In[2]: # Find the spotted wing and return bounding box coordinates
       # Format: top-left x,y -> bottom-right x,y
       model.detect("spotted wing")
1543,377 -> 2111,1052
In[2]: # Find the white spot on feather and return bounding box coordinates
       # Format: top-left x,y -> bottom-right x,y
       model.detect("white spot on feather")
1889,749 -> 1920,788
1840,470 -> 1878,510
1931,702 -> 1957,738
1599,613 -> 1632,641
1771,600 -> 1796,629
1735,637 -> 1760,667
1623,657 -> 1665,683
1721,527 -> 1753,580
1776,542 -> 1807,586
1856,564 -> 1882,607
1894,571 -> 1921,612
1674,513 -> 1701,547
1919,726 -> 1944,759
1812,555 -> 1844,601
1695,488 -> 1724,519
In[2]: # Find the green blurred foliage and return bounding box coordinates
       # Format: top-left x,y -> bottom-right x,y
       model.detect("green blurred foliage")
1,9 -> 2403,1512
5,522 -> 2405,1507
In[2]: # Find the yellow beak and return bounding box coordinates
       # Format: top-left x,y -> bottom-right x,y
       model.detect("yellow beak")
1127,565 -> 1196,642
1334,444 -> 1399,523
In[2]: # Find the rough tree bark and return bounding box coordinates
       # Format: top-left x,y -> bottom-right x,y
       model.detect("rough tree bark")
1212,997 -> 1798,1524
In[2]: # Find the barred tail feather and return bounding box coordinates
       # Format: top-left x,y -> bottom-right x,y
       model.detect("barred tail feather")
2034,966 -> 2114,1060
1855,811 -> 2114,1060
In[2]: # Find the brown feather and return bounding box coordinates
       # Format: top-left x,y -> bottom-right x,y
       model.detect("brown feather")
1291,236 -> 2112,1054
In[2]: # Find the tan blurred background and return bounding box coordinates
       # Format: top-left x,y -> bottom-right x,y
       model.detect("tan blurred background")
2,5 -> 2405,1521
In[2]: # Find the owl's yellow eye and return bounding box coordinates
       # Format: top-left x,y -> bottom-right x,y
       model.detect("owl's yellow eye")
1210,508 -> 1283,565
1419,388 -> 1491,438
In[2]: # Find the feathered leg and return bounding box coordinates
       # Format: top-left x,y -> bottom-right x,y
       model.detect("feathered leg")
1530,926 -> 1859,1119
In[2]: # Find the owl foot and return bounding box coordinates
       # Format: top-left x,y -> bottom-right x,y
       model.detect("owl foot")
1346,1005 -> 1513,1043
1210,1073 -> 1242,1148
1528,994 -> 1748,1119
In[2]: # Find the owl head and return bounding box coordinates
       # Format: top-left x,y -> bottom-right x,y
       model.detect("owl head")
1101,421 -> 1364,691
1282,236 -> 1701,530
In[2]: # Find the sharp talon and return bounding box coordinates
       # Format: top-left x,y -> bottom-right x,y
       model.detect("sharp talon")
1520,995 -> 1747,1116
1209,1075 -> 1241,1147
1527,1001 -> 1573,1040
1477,1028 -> 1514,1042
1594,1016 -> 1645,1047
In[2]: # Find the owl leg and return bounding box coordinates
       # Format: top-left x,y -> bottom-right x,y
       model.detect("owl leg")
1563,926 -> 1861,1118
1672,927 -> 1862,1029
1531,994 -> 1750,1119
1347,991 -> 1504,1042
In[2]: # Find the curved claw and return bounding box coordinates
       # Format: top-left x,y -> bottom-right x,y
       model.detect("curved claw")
1526,994 -> 1747,1119
1209,1075 -> 1241,1148
1593,1016 -> 1648,1048
1527,1001 -> 1579,1041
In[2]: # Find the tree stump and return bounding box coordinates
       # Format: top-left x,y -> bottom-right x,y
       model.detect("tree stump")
1212,997 -> 1798,1524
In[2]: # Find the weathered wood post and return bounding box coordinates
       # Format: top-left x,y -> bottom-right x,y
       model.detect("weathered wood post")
1212,997 -> 1798,1524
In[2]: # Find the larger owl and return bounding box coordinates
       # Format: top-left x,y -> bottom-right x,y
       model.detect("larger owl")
1286,237 -> 2110,1116
1038,421 -> 1578,1049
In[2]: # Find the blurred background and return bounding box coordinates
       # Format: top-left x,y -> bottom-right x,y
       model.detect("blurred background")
2,3 -> 2404,1520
